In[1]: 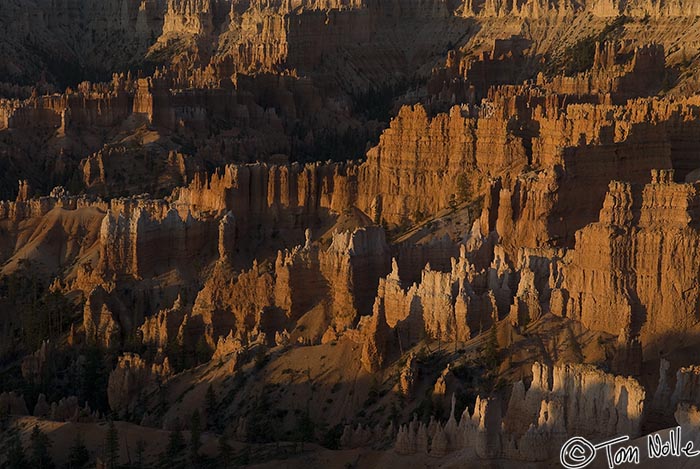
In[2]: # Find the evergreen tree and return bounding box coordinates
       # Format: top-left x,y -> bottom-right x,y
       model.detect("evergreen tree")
5,430 -> 27,469
189,410 -> 202,464
296,410 -> 315,451
456,172 -> 471,202
484,322 -> 500,374
134,439 -> 147,469
166,340 -> 184,373
246,394 -> 276,443
67,432 -> 89,468
167,427 -> 185,456
82,345 -> 108,412
195,336 -> 210,365
104,420 -> 119,469
161,423 -> 185,469
0,406 -> 9,430
204,384 -> 217,428
217,434 -> 233,469
29,425 -> 54,469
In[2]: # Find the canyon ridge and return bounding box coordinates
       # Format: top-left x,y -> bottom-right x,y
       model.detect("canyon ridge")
3,1 -> 700,468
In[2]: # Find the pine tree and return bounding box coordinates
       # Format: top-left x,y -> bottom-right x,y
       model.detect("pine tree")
67,432 -> 89,468
204,384 -> 217,428
189,410 -> 202,464
195,336 -> 210,365
29,425 -> 54,469
134,439 -> 147,469
296,410 -> 315,448
0,406 -> 9,430
162,423 -> 185,469
166,340 -> 184,373
82,345 -> 107,412
6,430 -> 27,469
217,434 -> 233,469
104,420 -> 119,469
484,322 -> 500,372
167,428 -> 184,456
456,172 -> 471,202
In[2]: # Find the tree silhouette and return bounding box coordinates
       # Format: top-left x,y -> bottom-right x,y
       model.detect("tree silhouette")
67,432 -> 89,468
6,430 -> 28,469
485,323 -> 500,372
29,425 -> 54,469
81,345 -> 109,412
161,422 -> 185,468
134,439 -> 147,469
204,384 -> 217,429
189,410 -> 202,463
104,420 -> 119,469
456,172 -> 471,202
217,433 -> 233,469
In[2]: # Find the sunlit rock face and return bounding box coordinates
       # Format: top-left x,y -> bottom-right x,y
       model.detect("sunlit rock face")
4,2 -> 700,468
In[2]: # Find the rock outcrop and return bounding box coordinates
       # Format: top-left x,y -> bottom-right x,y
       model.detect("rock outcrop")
372,239 -> 518,351
32,395 -> 97,423
4,5 -> 700,465
459,0 -> 700,18
395,362 -> 645,461
139,295 -> 187,351
671,366 -> 700,409
557,171 -> 700,351
357,104 -> 478,227
107,353 -> 172,417
319,227 -> 391,329
20,340 -> 53,385
0,392 -> 28,416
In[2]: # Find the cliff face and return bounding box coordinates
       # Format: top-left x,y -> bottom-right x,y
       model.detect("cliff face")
319,226 -> 391,328
362,93 -> 700,251
363,233 -> 558,356
557,170 -> 700,352
97,204 -> 215,280
188,259 -> 277,348
7,3 -> 700,465
459,0 -> 700,17
107,353 -> 172,417
174,162 -> 357,232
160,0 -> 220,38
5,0 -> 700,96
395,362 -> 645,461
0,0 -> 163,84
188,225 -> 390,344
375,250 -> 496,346
357,105 -> 478,226
0,69 -> 340,199
81,148 -> 191,197
9,139 -> 700,358
537,42 -> 667,103
139,295 -> 187,351
5,92 -> 700,358
5,0 -> 700,207
521,97 -> 700,245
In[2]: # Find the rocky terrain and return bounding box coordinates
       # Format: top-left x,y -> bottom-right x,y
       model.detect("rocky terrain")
3,1 -> 700,468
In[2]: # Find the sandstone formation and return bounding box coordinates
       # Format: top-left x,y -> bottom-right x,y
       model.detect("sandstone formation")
395,362 -> 645,461
20,340 -> 53,385
555,171 -> 700,351
4,3 -> 700,468
107,353 -> 172,417
0,392 -> 29,416
32,394 -> 97,423
139,295 -> 187,351
319,226 -> 391,328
